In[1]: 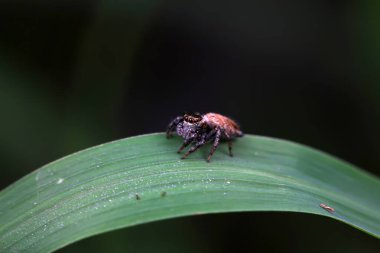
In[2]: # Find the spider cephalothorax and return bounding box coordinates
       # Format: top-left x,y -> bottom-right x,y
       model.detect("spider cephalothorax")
166,112 -> 243,162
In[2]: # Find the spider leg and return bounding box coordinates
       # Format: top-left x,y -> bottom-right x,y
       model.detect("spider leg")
205,128 -> 217,141
181,139 -> 206,159
177,138 -> 193,153
181,128 -> 216,158
228,141 -> 233,157
207,128 -> 221,162
166,116 -> 183,138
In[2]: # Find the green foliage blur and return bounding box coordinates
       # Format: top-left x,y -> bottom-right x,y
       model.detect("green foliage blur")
0,0 -> 379,252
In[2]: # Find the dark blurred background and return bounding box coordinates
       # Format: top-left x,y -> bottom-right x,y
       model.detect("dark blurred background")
1,0 -> 379,252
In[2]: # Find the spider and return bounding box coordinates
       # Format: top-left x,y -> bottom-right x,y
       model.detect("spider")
166,112 -> 243,162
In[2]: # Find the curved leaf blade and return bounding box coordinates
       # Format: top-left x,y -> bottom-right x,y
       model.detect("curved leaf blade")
0,134 -> 379,252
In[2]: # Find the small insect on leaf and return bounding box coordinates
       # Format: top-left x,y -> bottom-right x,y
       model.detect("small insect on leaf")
320,203 -> 335,213
160,191 -> 167,197
135,194 -> 141,200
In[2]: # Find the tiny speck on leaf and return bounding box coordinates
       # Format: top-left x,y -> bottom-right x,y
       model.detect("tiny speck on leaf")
320,203 -> 335,213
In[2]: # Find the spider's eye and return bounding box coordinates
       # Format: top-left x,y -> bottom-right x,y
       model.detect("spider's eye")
184,112 -> 202,123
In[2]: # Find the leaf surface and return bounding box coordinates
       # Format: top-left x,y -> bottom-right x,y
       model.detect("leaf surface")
1,134 -> 379,252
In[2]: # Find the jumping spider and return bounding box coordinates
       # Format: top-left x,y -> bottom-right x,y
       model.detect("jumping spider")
166,112 -> 243,162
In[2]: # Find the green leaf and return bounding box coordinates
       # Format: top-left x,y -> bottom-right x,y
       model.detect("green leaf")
1,134 -> 379,252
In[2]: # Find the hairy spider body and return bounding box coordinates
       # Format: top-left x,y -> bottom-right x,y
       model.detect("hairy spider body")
166,112 -> 243,162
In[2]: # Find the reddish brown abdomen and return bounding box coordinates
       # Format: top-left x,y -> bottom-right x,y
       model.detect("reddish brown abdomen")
203,113 -> 243,138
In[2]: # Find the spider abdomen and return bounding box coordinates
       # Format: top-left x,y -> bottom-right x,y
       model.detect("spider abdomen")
202,113 -> 243,139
